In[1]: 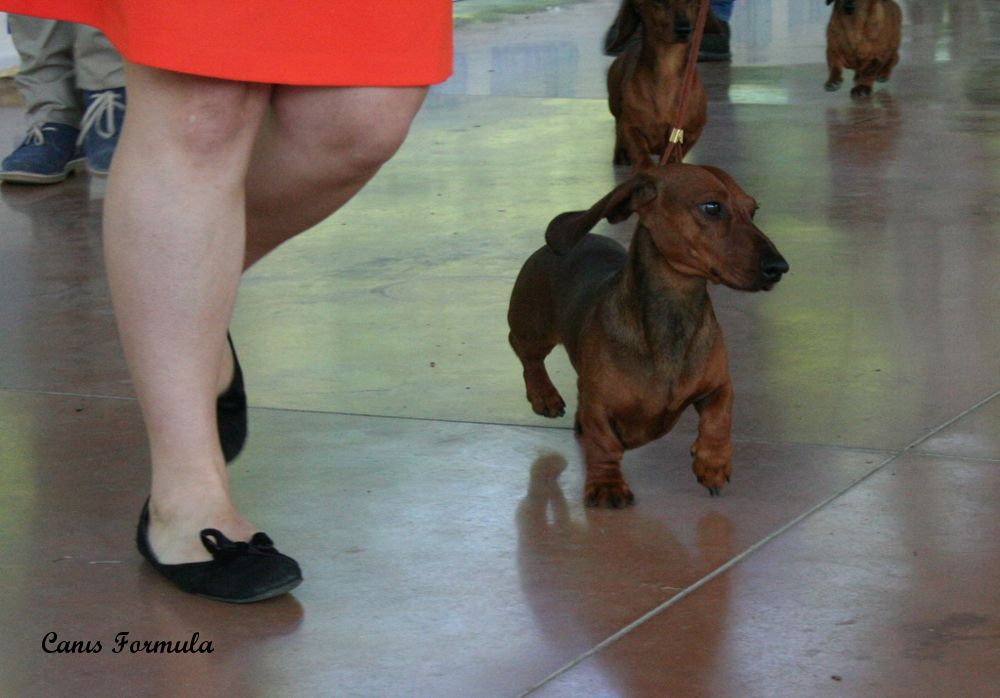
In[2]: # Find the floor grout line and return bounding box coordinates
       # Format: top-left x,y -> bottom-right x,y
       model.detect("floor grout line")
520,388 -> 1000,696
0,387 -> 136,402
905,450 -> 1000,464
894,390 -> 1000,453
1,387 -> 991,458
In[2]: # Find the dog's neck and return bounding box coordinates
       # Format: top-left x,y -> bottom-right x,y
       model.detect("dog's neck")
609,226 -> 715,361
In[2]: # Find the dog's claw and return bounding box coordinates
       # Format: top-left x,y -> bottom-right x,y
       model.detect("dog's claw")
584,481 -> 635,509
609,491 -> 636,508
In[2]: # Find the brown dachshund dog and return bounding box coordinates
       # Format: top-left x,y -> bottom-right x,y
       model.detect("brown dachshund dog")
507,165 -> 788,507
606,0 -> 708,166
825,0 -> 902,97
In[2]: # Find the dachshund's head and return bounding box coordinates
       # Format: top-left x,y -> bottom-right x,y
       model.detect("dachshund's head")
640,164 -> 789,291
546,165 -> 789,292
827,0 -> 857,15
605,0 -> 701,52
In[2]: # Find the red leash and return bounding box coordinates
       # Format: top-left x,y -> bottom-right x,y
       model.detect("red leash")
659,0 -> 712,166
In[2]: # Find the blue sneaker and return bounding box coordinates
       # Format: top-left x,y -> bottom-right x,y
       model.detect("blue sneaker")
79,87 -> 126,176
0,122 -> 85,184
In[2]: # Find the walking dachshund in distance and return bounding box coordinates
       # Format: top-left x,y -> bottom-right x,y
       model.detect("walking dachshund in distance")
825,0 -> 902,97
606,0 -> 709,166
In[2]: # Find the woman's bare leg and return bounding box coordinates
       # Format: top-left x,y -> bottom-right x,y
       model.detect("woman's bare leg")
243,85 -> 427,269
104,62 -> 270,563
213,86 -> 427,397
108,62 -> 427,565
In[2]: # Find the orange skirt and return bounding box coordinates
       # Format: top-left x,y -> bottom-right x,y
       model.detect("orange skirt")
0,1 -> 453,86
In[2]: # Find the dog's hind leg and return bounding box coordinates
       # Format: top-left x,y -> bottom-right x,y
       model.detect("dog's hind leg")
509,332 -> 566,418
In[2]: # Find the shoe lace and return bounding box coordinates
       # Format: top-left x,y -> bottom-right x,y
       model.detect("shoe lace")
77,90 -> 125,145
23,123 -> 60,146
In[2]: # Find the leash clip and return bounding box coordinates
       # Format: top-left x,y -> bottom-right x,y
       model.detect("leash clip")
668,128 -> 685,145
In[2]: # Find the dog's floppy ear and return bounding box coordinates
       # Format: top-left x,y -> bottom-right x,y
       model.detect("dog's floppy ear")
545,174 -> 658,255
604,0 -> 641,55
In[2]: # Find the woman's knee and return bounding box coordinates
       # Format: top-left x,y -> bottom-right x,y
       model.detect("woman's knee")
272,86 -> 427,174
124,62 -> 271,159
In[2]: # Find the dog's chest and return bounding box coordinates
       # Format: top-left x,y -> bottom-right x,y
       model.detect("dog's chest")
590,372 -> 693,450
623,72 -> 685,123
577,327 -> 718,448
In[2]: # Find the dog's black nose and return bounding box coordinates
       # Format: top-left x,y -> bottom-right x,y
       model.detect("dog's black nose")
761,255 -> 789,283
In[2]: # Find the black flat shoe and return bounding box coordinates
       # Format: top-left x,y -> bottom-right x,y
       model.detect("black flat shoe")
136,500 -> 302,603
217,332 -> 247,463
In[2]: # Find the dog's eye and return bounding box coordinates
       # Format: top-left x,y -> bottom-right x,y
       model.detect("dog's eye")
699,202 -> 725,218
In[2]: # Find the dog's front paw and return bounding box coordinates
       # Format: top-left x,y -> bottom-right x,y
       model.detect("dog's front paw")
850,84 -> 872,98
824,79 -> 843,92
584,478 -> 635,509
691,438 -> 733,497
691,457 -> 732,498
528,388 -> 566,418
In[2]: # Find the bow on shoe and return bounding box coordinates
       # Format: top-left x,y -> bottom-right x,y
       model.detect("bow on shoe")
199,529 -> 279,563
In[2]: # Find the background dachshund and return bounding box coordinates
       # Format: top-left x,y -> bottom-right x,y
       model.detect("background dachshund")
825,0 -> 903,97
507,165 -> 788,507
606,0 -> 708,166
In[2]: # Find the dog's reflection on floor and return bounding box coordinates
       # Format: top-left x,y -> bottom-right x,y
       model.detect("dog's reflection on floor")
515,453 -> 736,694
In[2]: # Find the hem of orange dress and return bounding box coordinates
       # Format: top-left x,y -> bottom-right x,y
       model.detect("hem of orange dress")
0,6 -> 454,87
120,53 -> 454,87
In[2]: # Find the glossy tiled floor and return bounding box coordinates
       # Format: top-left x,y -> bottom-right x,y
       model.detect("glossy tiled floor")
2,1 -> 999,695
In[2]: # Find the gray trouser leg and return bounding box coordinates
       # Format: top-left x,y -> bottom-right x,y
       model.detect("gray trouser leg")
8,15 -> 125,129
9,15 -> 80,128
73,24 -> 125,92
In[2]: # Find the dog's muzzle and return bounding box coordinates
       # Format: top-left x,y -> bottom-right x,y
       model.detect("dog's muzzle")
759,253 -> 789,290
